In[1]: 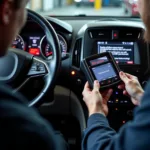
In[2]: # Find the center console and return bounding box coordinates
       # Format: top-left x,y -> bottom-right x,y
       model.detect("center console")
81,23 -> 149,101
72,21 -> 150,130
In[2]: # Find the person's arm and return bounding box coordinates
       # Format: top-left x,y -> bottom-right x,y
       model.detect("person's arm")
0,100 -> 68,150
82,90 -> 150,150
82,113 -> 116,150
82,81 -> 116,150
82,72 -> 147,150
82,81 -> 150,150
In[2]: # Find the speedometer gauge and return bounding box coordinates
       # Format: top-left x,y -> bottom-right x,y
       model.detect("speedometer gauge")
12,35 -> 25,50
40,34 -> 67,58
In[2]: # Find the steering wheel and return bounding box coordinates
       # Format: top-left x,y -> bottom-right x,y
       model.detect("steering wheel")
0,10 -> 61,107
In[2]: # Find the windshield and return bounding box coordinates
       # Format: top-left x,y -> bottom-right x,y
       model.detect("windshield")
27,0 -> 139,17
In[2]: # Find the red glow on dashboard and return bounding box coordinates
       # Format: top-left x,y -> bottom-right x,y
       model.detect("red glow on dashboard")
46,51 -> 53,56
127,61 -> 133,64
29,48 -> 40,56
91,60 -> 104,66
114,33 -> 117,37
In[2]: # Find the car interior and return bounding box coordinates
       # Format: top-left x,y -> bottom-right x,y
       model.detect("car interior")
4,5 -> 150,149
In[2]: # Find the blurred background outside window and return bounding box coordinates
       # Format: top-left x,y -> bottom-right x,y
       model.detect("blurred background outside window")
27,0 -> 139,17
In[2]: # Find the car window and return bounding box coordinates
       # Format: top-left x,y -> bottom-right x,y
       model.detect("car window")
27,0 -> 139,17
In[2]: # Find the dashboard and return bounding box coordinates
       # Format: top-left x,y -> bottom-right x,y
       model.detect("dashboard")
12,34 -> 67,58
11,20 -> 71,59
15,16 -> 150,131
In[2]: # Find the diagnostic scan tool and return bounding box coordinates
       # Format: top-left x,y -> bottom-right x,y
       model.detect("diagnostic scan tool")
82,52 -> 121,89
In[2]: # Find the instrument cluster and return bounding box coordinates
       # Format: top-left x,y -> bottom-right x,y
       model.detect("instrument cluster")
11,34 -> 68,58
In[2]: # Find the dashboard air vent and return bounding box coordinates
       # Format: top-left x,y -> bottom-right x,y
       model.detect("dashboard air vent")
73,39 -> 82,68
119,28 -> 143,40
89,29 -> 112,39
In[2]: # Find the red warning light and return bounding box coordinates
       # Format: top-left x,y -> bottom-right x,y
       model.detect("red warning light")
113,31 -> 118,39
29,48 -> 40,56
46,51 -> 53,57
114,33 -> 117,37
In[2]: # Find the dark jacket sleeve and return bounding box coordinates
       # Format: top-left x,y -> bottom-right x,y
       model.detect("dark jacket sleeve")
82,82 -> 150,150
0,99 -> 67,150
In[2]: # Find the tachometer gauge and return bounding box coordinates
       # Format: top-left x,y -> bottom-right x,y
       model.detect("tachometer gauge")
40,36 -> 53,57
12,35 -> 25,50
57,34 -> 67,57
40,34 -> 67,58
45,44 -> 53,57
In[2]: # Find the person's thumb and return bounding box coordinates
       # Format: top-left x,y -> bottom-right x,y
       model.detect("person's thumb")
93,80 -> 100,91
119,71 -> 130,84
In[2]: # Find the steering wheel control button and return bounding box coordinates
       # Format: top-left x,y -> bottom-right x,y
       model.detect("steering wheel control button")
28,59 -> 47,76
37,66 -> 45,72
31,66 -> 37,71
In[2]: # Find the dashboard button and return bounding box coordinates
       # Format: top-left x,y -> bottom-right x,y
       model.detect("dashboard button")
115,77 -> 119,81
122,121 -> 126,124
76,79 -> 82,85
127,110 -> 133,116
100,81 -> 106,86
108,100 -> 113,104
107,79 -> 112,84
112,76 -> 119,82
115,91 -> 119,95
124,100 -> 128,104
115,99 -> 119,103
120,101 -> 124,104
113,30 -> 119,39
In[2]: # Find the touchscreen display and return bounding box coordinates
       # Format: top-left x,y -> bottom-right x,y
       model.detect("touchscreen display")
97,41 -> 134,64
92,63 -> 117,82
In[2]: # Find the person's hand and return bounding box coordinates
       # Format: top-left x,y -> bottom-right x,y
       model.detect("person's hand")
118,71 -> 144,105
82,81 -> 113,117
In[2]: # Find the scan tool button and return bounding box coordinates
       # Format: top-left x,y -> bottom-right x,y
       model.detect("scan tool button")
115,77 -> 119,81
112,76 -> 119,82
100,81 -> 106,86
107,79 -> 112,84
